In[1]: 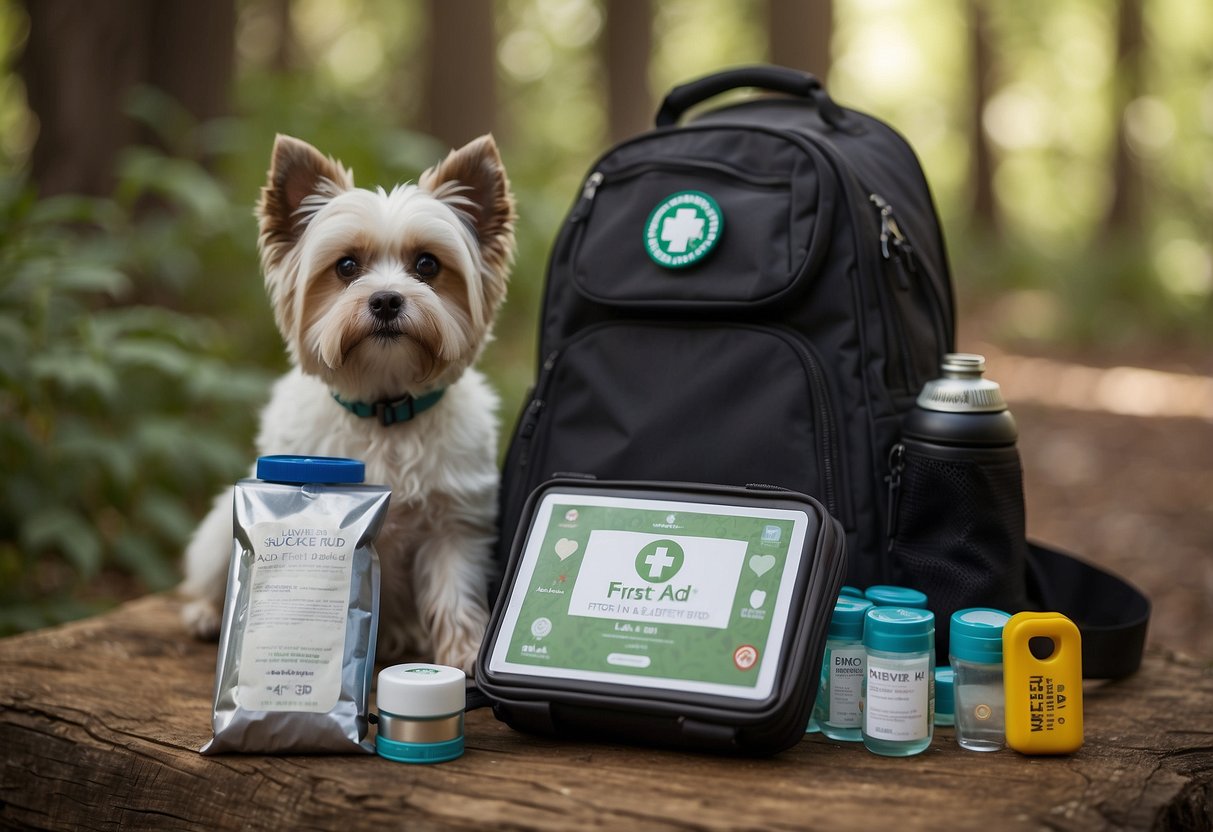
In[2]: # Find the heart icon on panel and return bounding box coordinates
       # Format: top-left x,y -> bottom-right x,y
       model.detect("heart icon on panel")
554,539 -> 579,560
748,554 -> 776,577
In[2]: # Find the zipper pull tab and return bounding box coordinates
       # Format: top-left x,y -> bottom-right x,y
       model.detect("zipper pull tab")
569,172 -> 603,223
870,193 -> 896,260
884,443 -> 906,547
870,194 -> 917,288
869,193 -> 917,267
582,171 -> 604,201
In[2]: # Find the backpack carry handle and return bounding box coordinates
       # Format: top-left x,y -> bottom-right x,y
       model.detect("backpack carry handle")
655,65 -> 848,129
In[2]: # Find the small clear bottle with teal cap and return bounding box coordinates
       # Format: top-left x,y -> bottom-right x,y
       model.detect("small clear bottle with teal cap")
814,596 -> 873,741
864,584 -> 928,609
950,607 -> 1011,751
862,607 -> 935,756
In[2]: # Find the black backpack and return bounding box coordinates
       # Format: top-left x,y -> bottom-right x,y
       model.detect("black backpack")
497,66 -> 1148,678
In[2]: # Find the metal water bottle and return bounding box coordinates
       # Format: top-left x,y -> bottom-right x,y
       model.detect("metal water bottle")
887,353 -> 1029,660
902,353 -> 1017,448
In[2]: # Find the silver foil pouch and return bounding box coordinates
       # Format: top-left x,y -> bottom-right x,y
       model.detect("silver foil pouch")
201,455 -> 390,754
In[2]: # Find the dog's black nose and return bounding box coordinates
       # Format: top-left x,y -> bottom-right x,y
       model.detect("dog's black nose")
368,291 -> 404,322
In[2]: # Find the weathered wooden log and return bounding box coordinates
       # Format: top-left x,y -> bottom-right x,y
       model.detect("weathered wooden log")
1,595 -> 1211,831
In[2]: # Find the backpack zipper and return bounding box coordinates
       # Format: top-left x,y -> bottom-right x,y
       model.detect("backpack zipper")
791,333 -> 842,520
869,193 -> 917,390
885,442 -> 906,547
868,191 -> 950,361
513,349 -> 561,471
568,172 -> 604,222
869,193 -> 916,281
497,348 -> 562,547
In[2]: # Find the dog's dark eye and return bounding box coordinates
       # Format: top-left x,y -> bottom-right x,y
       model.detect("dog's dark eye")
335,256 -> 360,280
415,253 -> 441,280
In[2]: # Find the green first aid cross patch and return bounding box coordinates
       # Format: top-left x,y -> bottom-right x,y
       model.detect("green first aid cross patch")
644,191 -> 723,268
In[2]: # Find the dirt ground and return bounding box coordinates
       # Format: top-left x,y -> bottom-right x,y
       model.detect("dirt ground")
961,323 -> 1213,662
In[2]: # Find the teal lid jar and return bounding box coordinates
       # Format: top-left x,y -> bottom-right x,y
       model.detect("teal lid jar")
829,596 -> 874,639
864,585 -> 928,609
839,585 -> 865,599
815,597 -> 875,742
950,608 -> 1012,663
862,607 -> 935,757
863,607 -> 935,653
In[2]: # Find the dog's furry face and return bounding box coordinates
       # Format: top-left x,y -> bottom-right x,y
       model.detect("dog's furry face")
256,134 -> 514,402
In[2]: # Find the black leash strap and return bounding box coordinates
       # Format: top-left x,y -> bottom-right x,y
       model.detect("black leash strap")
1025,541 -> 1151,680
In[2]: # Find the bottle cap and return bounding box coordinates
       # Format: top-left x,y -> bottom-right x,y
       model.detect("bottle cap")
916,353 -> 1007,413
256,455 -> 365,484
934,666 -> 955,718
864,607 -> 935,654
838,585 -> 865,599
864,584 -> 928,609
949,608 -> 1012,664
828,597 -> 874,639
377,663 -> 466,718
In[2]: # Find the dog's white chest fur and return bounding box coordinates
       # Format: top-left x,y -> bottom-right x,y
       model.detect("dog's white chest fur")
258,366 -> 500,504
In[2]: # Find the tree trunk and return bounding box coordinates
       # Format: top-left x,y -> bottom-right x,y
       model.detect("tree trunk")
423,0 -> 497,150
144,0 -> 236,139
767,0 -> 832,84
265,0 -> 298,74
18,0 -> 235,197
603,0 -> 653,143
21,0 -> 150,197
1103,0 -> 1146,237
969,0 -> 998,232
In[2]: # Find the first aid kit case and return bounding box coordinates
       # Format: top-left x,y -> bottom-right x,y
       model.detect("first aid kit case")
477,478 -> 848,755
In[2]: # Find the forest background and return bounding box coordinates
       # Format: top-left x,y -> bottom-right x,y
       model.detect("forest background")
1,0 -> 1209,645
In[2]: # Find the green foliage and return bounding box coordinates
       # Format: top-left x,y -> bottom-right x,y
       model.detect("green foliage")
0,153 -> 271,635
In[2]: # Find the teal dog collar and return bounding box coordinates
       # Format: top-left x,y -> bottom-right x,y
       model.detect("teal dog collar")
332,388 -> 446,426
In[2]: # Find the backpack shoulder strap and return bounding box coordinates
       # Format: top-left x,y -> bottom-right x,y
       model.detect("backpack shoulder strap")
1025,541 -> 1151,680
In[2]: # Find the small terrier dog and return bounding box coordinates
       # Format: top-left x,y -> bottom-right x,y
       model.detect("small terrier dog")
179,133 -> 514,674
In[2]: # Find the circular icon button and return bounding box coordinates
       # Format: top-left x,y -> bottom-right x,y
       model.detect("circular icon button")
530,617 -> 553,639
733,644 -> 759,671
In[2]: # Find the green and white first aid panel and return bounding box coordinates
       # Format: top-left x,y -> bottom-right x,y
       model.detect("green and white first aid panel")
487,488 -> 812,700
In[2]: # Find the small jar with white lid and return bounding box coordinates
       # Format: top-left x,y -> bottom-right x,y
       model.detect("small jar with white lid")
375,664 -> 466,763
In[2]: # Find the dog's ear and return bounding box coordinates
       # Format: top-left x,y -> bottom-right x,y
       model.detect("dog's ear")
258,135 -> 354,262
419,134 -> 516,275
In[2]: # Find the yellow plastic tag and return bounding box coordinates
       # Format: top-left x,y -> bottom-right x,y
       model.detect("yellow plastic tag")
1002,612 -> 1084,755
